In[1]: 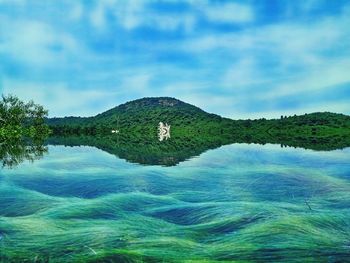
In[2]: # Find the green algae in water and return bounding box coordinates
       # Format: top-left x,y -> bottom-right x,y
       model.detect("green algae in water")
1,144 -> 350,262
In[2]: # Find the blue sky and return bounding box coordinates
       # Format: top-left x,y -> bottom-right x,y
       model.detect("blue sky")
1,0 -> 350,118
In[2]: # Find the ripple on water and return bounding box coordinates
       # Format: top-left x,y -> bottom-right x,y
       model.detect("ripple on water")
1,144 -> 350,262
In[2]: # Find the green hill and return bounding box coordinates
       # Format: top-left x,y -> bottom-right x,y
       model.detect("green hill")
47,97 -> 236,137
46,97 -> 350,153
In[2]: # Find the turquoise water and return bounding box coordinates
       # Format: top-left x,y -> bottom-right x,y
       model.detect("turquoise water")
1,143 -> 350,262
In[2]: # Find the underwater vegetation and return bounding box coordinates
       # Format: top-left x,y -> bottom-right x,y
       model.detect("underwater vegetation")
1,144 -> 350,262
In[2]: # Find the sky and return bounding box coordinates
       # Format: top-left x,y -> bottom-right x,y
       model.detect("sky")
1,0 -> 350,118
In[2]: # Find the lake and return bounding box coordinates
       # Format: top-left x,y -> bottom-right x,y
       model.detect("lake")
1,143 -> 350,262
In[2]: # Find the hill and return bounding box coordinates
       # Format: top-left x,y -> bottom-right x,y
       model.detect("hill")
47,97 -> 236,137
46,97 -> 350,153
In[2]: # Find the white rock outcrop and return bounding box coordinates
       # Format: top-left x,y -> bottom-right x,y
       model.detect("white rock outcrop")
158,122 -> 170,141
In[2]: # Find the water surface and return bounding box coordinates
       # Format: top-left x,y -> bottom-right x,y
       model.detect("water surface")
1,143 -> 350,262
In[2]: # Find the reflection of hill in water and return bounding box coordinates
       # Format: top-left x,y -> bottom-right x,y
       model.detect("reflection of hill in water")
46,133 -> 350,166
45,98 -> 350,166
46,134 -> 231,166
2,132 -> 350,168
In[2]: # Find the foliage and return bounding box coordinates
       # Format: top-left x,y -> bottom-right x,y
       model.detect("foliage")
0,137 -> 48,168
46,97 -> 350,154
0,94 -> 51,140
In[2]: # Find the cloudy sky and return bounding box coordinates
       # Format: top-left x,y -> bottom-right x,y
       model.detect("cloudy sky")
1,0 -> 350,118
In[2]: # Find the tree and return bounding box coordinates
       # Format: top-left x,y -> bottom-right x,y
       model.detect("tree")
0,94 -> 50,139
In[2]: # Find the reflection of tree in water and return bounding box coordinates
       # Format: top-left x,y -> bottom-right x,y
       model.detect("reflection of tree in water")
0,94 -> 50,168
0,138 -> 48,168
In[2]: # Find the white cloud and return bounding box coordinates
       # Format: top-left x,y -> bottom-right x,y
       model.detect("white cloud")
260,59 -> 350,100
222,58 -> 259,89
1,70 -> 157,117
88,0 -> 196,32
69,2 -> 83,21
115,0 -> 146,30
2,79 -> 110,117
200,2 -> 254,24
121,11 -> 196,32
88,1 -> 252,32
185,8 -> 350,55
118,73 -> 153,96
90,0 -> 109,29
122,7 -> 196,32
182,5 -> 350,101
98,0 -> 270,33
0,18 -> 78,66
1,0 -> 349,118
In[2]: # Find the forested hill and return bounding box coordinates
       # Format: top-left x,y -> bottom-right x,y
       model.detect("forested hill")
46,97 -> 229,135
46,97 -> 350,145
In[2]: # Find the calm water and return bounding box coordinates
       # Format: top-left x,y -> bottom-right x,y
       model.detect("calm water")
1,143 -> 350,262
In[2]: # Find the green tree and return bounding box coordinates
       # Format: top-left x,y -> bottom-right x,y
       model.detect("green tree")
0,94 -> 50,139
